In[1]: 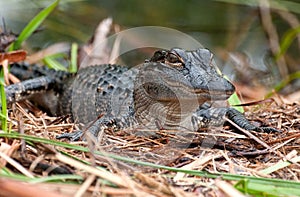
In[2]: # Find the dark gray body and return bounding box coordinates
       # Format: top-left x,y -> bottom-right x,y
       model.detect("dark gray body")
5,48 -> 278,140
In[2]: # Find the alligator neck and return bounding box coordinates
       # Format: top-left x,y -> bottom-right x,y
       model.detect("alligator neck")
133,85 -> 196,129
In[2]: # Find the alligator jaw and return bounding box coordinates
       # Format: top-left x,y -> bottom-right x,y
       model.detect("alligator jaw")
155,88 -> 233,103
193,88 -> 235,101
155,77 -> 235,103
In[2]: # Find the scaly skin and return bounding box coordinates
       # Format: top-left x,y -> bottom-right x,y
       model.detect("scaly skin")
6,48 -> 279,141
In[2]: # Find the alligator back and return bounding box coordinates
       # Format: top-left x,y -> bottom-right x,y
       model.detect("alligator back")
58,64 -> 137,124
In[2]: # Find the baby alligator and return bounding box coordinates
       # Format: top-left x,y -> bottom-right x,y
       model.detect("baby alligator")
5,48 -> 278,140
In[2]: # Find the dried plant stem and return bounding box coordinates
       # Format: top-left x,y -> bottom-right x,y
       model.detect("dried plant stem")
259,0 -> 288,77
275,10 -> 300,50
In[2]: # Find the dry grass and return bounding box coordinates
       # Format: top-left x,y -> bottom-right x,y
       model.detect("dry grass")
0,96 -> 299,196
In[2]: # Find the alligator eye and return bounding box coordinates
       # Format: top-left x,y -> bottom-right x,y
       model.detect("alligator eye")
166,52 -> 180,63
166,52 -> 184,69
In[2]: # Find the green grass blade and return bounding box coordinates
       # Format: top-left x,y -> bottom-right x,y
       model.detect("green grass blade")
28,175 -> 83,184
0,171 -> 83,183
235,179 -> 300,197
266,71 -> 300,97
10,0 -> 59,50
0,168 -> 33,182
276,26 -> 300,60
228,93 -> 244,113
259,155 -> 300,175
43,56 -> 68,71
70,43 -> 78,73
0,72 -> 7,132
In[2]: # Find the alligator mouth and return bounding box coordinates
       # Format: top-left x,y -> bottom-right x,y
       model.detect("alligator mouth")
193,88 -> 234,100
172,81 -> 234,99
155,85 -> 234,103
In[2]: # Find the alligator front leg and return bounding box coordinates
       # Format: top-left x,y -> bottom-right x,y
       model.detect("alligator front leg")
56,116 -> 137,141
193,105 -> 279,133
56,118 -> 116,141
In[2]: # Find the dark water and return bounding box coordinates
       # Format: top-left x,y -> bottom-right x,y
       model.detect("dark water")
1,1 -> 259,48
1,0 -> 299,86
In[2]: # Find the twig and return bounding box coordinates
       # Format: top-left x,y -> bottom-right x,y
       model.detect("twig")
215,179 -> 246,197
0,50 -> 27,64
224,117 -> 271,150
74,175 -> 96,197
55,153 -> 128,188
2,59 -> 9,85
0,151 -> 34,178
229,148 -> 270,157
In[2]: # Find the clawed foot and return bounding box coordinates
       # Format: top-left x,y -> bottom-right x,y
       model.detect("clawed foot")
56,130 -> 84,141
56,119 -> 108,141
254,126 -> 281,133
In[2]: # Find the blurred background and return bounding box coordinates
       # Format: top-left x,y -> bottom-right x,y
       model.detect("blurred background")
1,0 -> 300,100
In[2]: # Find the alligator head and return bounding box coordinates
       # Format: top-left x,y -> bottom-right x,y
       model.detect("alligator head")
133,48 -> 235,128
